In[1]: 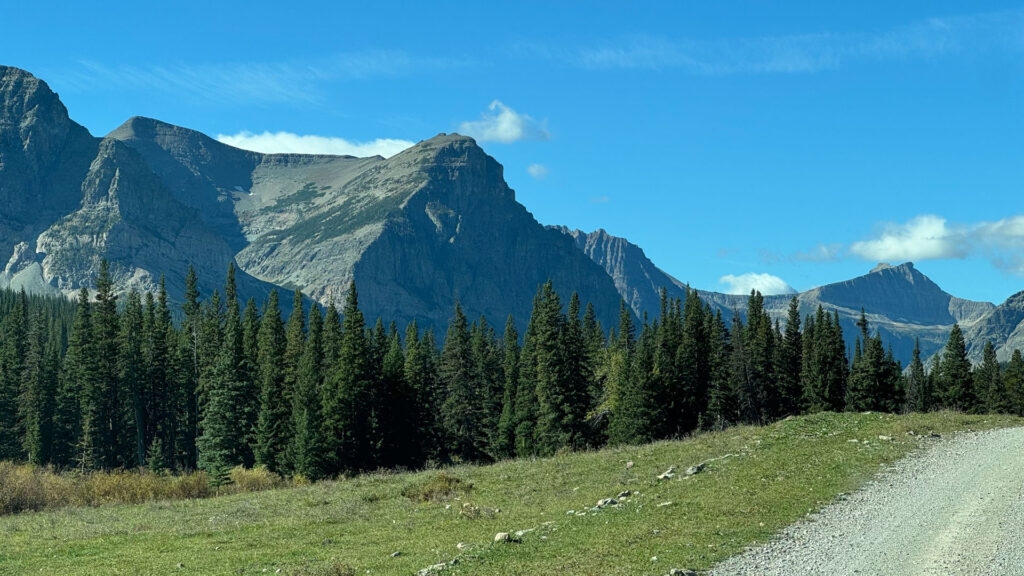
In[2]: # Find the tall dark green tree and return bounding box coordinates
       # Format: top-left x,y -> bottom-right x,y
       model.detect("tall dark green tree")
975,340 -> 1006,414
1005,349 -> 1024,416
776,297 -> 803,416
323,282 -> 378,473
288,308 -> 327,479
495,316 -> 520,458
254,290 -> 290,472
440,302 -> 487,461
904,339 -> 930,413
118,291 -> 146,466
936,324 -> 975,412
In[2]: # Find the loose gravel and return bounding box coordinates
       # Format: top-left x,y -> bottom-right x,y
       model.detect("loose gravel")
709,427 -> 1024,576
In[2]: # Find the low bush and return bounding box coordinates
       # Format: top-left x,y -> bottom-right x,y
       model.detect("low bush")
0,462 -> 288,515
401,472 -> 472,502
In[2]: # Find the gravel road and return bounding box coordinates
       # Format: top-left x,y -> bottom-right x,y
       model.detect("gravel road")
709,427 -> 1024,576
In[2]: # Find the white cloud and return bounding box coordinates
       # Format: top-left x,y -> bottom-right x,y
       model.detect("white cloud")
850,215 -> 968,261
844,214 -> 1024,275
527,163 -> 549,179
458,100 -> 549,143
718,273 -> 796,296
216,131 -> 413,158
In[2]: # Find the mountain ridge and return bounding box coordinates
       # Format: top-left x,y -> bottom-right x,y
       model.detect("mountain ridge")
1,64 -> 1021,361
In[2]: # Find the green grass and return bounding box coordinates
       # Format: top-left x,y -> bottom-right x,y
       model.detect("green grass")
0,411 -> 1018,575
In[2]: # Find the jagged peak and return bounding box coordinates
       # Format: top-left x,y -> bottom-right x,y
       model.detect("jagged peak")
0,65 -> 39,81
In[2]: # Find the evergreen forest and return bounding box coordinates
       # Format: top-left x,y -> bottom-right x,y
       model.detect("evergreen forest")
1,261 -> 1022,484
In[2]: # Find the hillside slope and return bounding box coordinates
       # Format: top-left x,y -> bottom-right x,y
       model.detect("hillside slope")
0,412 -> 1016,575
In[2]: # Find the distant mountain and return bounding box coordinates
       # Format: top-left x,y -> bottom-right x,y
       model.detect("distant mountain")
556,227 -> 999,365
2,65 -> 1020,359
0,66 -> 623,332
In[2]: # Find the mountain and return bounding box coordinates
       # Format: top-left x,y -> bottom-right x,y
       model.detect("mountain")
556,227 -> 998,364
961,291 -> 1024,363
0,66 -> 623,331
2,65 -> 1019,359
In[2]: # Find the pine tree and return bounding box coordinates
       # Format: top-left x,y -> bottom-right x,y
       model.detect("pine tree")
0,290 -> 27,460
20,308 -> 55,464
513,293 -> 542,457
777,297 -> 803,416
975,340 -> 1007,414
323,282 -> 378,473
440,302 -> 487,461
705,309 -> 736,428
90,260 -> 126,468
288,308 -> 327,480
198,268 -> 251,483
609,306 -> 657,445
119,291 -> 147,466
283,290 -> 306,404
904,339 -> 929,412
53,287 -> 92,468
378,328 -> 419,468
254,290 -> 290,472
149,278 -> 175,468
936,324 -> 974,412
495,316 -> 519,458
472,316 -> 506,458
675,288 -> 710,433
1005,349 -> 1024,416
179,265 -> 202,470
404,321 -> 439,464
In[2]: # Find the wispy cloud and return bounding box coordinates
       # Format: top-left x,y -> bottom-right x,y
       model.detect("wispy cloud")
795,243 -> 845,262
838,214 -> 1024,275
458,100 -> 550,143
527,163 -> 550,180
590,195 -> 610,204
48,50 -> 473,105
513,9 -> 1024,75
216,131 -> 413,158
719,273 -> 796,296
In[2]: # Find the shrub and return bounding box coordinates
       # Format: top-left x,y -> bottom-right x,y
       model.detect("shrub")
401,472 -> 472,502
227,465 -> 284,493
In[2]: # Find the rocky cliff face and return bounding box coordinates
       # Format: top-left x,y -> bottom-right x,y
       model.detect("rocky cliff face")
961,291 -> 1024,363
0,67 -> 622,332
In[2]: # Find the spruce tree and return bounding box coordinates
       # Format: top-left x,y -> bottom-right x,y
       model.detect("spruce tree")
777,297 -> 803,416
975,340 -> 1006,414
676,288 -> 710,433
495,316 -> 519,458
440,302 -> 487,461
513,293 -> 542,457
936,324 -> 974,411
53,287 -> 92,468
904,339 -> 929,412
0,290 -> 27,460
254,290 -> 290,473
323,282 -> 378,473
118,291 -> 147,466
20,308 -> 55,465
288,308 -> 327,479
706,309 -> 736,428
404,321 -> 439,464
1005,349 -> 1024,416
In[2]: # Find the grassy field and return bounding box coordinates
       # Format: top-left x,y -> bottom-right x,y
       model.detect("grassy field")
0,411 -> 1018,575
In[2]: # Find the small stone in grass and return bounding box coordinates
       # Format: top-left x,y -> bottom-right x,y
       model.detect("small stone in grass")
494,532 -> 511,543
391,551 -> 401,558
626,460 -> 634,469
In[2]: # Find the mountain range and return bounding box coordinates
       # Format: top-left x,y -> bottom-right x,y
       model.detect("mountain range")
2,65 -> 1023,364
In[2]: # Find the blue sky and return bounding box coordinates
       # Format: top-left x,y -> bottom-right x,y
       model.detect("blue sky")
3,1 -> 1023,304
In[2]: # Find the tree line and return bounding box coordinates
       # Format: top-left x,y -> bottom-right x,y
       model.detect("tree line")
1,262 -> 1022,483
